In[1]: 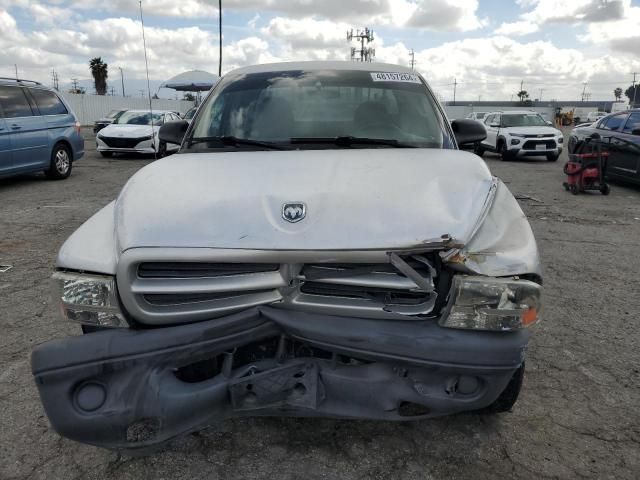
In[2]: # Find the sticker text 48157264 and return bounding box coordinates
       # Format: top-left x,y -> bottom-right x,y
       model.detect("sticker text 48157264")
370,72 -> 422,84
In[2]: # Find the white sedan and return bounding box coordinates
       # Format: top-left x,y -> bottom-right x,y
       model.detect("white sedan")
96,110 -> 182,158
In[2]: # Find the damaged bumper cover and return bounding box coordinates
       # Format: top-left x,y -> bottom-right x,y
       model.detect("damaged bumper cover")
32,307 -> 529,451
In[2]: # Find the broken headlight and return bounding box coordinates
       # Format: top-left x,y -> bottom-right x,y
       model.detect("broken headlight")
52,271 -> 125,327
440,276 -> 541,331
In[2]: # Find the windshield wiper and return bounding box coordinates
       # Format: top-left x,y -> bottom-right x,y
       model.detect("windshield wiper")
289,136 -> 417,148
188,135 -> 287,150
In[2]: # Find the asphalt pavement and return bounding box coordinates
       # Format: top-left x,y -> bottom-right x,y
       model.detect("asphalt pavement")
1,128 -> 639,479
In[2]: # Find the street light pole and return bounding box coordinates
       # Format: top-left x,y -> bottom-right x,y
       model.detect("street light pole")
118,67 -> 125,97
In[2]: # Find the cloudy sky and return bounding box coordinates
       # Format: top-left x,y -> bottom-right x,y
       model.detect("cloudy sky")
1,0 -> 639,101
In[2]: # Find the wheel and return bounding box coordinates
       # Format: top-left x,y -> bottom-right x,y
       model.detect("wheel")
157,141 -> 167,158
570,184 -> 579,195
499,142 -> 512,161
45,143 -> 72,179
474,143 -> 484,157
600,184 -> 610,195
100,151 -> 113,158
481,363 -> 524,413
546,153 -> 560,162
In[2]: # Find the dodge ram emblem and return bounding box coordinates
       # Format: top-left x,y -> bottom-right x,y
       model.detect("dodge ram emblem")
282,202 -> 306,223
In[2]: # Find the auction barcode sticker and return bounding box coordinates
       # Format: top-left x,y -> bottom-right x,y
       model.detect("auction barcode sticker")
370,72 -> 421,83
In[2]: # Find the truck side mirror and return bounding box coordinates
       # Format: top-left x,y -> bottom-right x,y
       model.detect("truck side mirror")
451,119 -> 487,146
159,120 -> 189,145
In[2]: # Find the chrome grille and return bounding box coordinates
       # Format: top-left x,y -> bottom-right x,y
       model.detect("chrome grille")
117,249 -> 440,325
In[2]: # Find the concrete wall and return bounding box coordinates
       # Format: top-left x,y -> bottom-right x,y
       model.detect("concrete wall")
61,94 -> 194,125
443,105 -> 555,121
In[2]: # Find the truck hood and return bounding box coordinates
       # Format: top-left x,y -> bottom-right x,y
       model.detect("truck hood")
114,149 -> 494,252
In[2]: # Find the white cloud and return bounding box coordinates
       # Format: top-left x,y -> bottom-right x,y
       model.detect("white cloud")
407,0 -> 486,31
519,0 -> 627,24
583,4 -> 640,56
495,20 -> 539,36
262,17 -> 349,50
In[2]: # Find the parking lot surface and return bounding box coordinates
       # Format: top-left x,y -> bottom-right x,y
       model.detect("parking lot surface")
1,129 -> 639,479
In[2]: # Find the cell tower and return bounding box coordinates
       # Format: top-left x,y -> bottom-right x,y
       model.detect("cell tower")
347,28 -> 375,62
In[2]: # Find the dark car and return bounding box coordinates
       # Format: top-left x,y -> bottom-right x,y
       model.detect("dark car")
93,109 -> 126,133
569,109 -> 640,185
0,77 -> 84,180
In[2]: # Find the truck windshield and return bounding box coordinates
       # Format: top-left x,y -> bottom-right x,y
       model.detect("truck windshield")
187,69 -> 454,150
502,114 -> 547,127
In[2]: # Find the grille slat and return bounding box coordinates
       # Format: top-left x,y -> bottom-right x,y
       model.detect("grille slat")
119,255 -> 440,325
100,136 -> 151,148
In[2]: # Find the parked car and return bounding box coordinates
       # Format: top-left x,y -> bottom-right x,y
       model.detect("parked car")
568,109 -> 640,185
95,109 -> 182,158
183,106 -> 197,124
586,111 -> 606,123
0,78 -> 84,179
93,109 -> 126,133
32,61 -> 542,451
466,111 -> 489,121
476,110 -> 564,161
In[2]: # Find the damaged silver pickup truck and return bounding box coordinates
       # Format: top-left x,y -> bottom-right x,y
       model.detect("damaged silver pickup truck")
32,61 -> 542,451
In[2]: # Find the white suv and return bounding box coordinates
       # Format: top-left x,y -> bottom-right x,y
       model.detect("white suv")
475,111 -> 564,161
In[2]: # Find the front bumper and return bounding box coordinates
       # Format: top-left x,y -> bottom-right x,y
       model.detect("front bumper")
510,145 -> 563,157
96,137 -> 156,154
32,307 -> 529,451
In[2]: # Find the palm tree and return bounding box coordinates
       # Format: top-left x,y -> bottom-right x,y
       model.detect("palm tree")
614,87 -> 623,101
517,90 -> 529,103
89,57 -> 108,95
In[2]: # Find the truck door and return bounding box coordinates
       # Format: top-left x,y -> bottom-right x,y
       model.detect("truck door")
0,115 -> 11,174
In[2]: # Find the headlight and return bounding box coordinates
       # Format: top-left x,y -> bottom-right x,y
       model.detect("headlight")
136,135 -> 153,142
440,276 -> 541,331
510,133 -> 526,138
557,137 -> 563,143
52,271 -> 125,327
511,138 -> 521,145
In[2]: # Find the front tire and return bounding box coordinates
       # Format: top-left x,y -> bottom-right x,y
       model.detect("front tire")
474,143 -> 485,157
157,141 -> 167,159
45,143 -> 72,179
499,141 -> 513,161
482,363 -> 524,413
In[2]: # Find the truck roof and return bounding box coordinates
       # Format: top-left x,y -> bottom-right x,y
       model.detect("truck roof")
228,61 -> 416,76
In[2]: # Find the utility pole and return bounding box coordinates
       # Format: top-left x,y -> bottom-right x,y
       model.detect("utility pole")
51,70 -> 59,90
218,0 -> 222,76
520,79 -> 524,92
539,88 -> 543,102
71,78 -> 79,92
581,82 -> 587,102
14,64 -> 18,79
409,49 -> 416,70
632,72 -> 638,107
347,28 -> 375,62
453,78 -> 457,104
118,67 -> 125,97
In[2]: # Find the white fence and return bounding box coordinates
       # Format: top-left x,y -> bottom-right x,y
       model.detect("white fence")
61,94 -> 194,125
443,105 -> 555,121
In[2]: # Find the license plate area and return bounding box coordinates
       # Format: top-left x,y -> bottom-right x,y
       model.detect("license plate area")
229,362 -> 319,411
535,144 -> 546,150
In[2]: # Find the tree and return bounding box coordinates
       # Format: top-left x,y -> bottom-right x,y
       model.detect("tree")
614,87 -> 623,101
625,84 -> 640,107
183,92 -> 196,101
517,90 -> 529,103
89,57 -> 108,95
